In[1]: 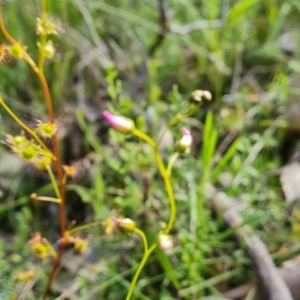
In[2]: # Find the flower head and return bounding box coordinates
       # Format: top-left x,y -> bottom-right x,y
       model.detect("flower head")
176,127 -> 193,154
36,121 -> 57,139
103,110 -> 135,135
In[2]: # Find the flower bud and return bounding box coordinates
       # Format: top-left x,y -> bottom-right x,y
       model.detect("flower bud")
103,110 -> 135,135
158,233 -> 173,252
176,127 -> 193,154
7,43 -> 24,59
111,217 -> 136,233
189,90 -> 212,105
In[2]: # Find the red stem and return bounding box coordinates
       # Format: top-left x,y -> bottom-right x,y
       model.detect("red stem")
0,7 -> 66,299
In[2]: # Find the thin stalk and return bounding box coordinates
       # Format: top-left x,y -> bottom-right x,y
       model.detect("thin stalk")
46,165 -> 61,200
155,148 -> 176,234
126,243 -> 157,300
33,196 -> 61,204
38,33 -> 47,71
132,129 -> 156,148
132,129 -> 176,234
134,228 -> 148,252
41,0 -> 47,18
67,220 -> 105,235
167,152 -> 179,176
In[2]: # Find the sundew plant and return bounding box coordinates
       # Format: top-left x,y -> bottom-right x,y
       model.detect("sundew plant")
0,1 -> 213,299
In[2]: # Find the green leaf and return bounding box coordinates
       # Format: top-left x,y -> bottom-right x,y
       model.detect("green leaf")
226,0 -> 260,25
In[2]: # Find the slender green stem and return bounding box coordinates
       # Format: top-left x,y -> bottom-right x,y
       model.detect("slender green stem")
67,220 -> 105,235
126,243 -> 157,300
167,152 -> 179,176
132,129 -> 176,234
125,127 -> 177,298
157,152 -> 176,234
0,96 -> 54,157
38,33 -> 47,71
134,228 -> 148,252
132,129 -> 156,148
41,0 -> 47,18
46,165 -> 61,200
38,0 -> 48,71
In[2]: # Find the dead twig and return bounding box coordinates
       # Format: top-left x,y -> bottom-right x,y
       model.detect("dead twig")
207,185 -> 293,300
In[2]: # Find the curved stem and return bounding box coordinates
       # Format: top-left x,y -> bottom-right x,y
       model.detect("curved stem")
0,8 -> 38,72
134,228 -> 148,252
132,129 -> 156,148
155,148 -> 176,234
132,129 -> 176,234
167,152 -> 179,176
126,243 -> 157,300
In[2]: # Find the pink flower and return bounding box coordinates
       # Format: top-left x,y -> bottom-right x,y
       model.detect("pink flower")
181,127 -> 191,136
176,127 -> 193,154
158,233 -> 173,252
103,110 -> 135,134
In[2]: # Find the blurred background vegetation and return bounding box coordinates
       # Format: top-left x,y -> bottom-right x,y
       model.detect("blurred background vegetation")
1,0 -> 300,299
